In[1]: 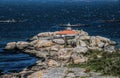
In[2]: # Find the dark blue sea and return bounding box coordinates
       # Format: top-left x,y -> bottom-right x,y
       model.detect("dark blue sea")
0,0 -> 120,74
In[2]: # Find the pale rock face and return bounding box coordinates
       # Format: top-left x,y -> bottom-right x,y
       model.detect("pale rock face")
48,59 -> 59,67
73,57 -> 88,64
109,41 -> 117,45
5,42 -> 16,50
90,36 -> 96,47
79,36 -> 90,40
30,40 -> 38,45
53,39 -> 65,45
16,41 -> 29,50
66,73 -> 75,78
35,40 -> 53,48
50,45 -> 63,51
104,45 -> 115,52
104,43 -> 109,47
80,40 -> 87,47
96,36 -> 110,42
57,48 -> 73,60
37,32 -> 54,37
50,46 -> 59,51
71,53 -> 88,64
90,36 -> 116,52
97,42 -> 105,48
88,47 -> 103,51
97,55 -> 102,58
90,36 -> 108,48
73,46 -> 88,53
27,70 -> 46,78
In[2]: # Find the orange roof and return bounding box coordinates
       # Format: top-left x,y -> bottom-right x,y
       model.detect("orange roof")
57,30 -> 79,35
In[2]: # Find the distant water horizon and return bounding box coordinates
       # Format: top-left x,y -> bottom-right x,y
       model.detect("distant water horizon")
0,1 -> 120,74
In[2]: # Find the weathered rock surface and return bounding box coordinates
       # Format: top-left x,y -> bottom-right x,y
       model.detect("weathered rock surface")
48,59 -> 60,67
35,40 -> 53,48
4,42 -> 16,50
1,67 -> 118,78
41,67 -> 67,78
79,35 -> 90,40
50,45 -> 63,51
73,46 -> 88,53
53,39 -> 65,45
5,30 -> 117,53
57,48 -> 73,62
16,41 -> 30,50
2,29 -> 118,78
71,52 -> 88,64
97,42 -> 105,48
4,30 -> 117,66
104,45 -> 115,52
79,40 -> 87,47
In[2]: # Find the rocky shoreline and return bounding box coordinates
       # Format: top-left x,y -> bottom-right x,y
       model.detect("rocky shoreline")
1,29 -> 119,78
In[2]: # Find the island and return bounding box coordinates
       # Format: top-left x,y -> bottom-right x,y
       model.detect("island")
1,28 -> 119,78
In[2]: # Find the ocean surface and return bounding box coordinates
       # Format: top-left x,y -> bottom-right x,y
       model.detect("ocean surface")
0,0 -> 120,74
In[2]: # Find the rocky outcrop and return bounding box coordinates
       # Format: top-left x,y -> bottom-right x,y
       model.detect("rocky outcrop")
71,53 -> 88,64
104,45 -> 116,52
50,45 -> 63,52
53,39 -> 65,45
4,30 -> 117,63
73,46 -> 88,53
79,36 -> 90,40
16,41 -> 30,50
35,40 -> 53,48
48,59 -> 60,67
2,29 -> 119,78
4,42 -> 16,50
57,48 -> 73,62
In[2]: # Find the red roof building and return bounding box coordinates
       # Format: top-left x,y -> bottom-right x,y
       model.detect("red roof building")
56,30 -> 79,35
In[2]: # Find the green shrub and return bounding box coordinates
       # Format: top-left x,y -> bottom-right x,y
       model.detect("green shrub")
68,50 -> 120,76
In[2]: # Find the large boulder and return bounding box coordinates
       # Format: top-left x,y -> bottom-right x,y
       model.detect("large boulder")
90,36 -> 97,47
37,32 -> 55,37
88,47 -> 103,51
90,36 -> 117,50
79,36 -> 90,40
53,39 -> 65,45
90,36 -> 109,48
30,40 -> 38,45
96,36 -> 110,42
24,49 -> 49,58
71,53 -> 88,64
80,40 -> 87,47
50,45 -> 63,52
4,42 -> 16,50
109,41 -> 117,45
73,46 -> 88,54
76,40 -> 87,47
16,41 -> 30,50
48,59 -> 60,67
35,40 -> 53,48
104,45 -> 115,52
29,36 -> 38,41
97,42 -> 105,48
57,48 -> 73,61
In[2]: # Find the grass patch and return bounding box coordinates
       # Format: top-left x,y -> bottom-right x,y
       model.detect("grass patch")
68,50 -> 120,76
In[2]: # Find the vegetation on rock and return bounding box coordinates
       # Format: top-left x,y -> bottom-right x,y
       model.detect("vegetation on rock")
68,50 -> 120,76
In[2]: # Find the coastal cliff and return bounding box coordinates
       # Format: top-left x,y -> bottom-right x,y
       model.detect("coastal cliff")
1,29 -> 119,78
